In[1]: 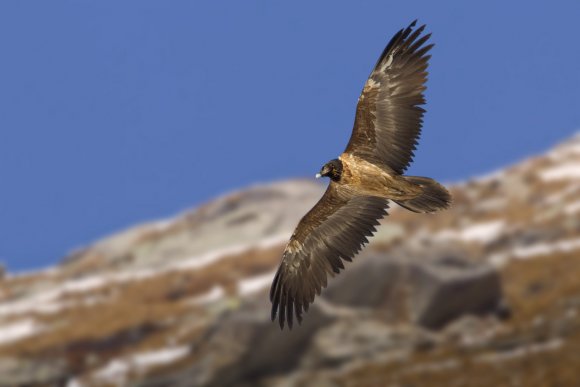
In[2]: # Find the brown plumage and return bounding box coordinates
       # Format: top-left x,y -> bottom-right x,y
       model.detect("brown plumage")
270,20 -> 452,329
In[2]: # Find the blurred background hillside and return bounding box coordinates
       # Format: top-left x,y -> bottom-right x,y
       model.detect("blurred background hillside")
1,134 -> 579,386
1,1 -> 579,386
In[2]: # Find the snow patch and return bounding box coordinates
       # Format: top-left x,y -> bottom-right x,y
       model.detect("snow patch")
547,133 -> 580,160
173,233 -> 288,271
512,238 -> 580,259
132,346 -> 190,368
564,200 -> 580,215
435,221 -> 506,244
0,289 -> 65,318
477,338 -> 563,363
0,280 -> 108,318
61,276 -> 108,293
84,346 -> 190,386
540,161 -> 580,181
190,286 -> 224,305
490,238 -> 580,266
238,270 -> 276,296
66,379 -> 85,387
91,359 -> 129,385
0,319 -> 43,346
469,168 -> 506,184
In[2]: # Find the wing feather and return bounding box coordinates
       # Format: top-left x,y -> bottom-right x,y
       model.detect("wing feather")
345,20 -> 433,174
269,183 -> 389,329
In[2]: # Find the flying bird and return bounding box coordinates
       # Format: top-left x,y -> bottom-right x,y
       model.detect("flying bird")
270,20 -> 451,329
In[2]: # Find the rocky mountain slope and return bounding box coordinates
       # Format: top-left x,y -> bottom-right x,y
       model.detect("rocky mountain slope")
0,134 -> 579,386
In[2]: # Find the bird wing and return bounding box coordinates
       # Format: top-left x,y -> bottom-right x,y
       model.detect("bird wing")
345,20 -> 433,174
270,182 -> 389,329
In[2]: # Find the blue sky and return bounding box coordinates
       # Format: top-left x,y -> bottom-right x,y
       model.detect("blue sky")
1,1 -> 579,271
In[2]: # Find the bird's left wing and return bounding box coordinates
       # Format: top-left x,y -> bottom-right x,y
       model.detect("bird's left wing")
270,182 -> 389,329
345,20 -> 433,174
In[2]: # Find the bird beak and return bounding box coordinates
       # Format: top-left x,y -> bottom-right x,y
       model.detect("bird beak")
315,173 -> 322,179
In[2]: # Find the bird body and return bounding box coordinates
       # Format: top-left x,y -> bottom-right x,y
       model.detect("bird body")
338,153 -> 421,200
270,20 -> 452,329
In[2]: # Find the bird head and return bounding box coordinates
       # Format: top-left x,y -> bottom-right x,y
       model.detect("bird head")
316,159 -> 343,181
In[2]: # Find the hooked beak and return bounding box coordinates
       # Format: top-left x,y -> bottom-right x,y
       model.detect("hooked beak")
315,173 -> 322,179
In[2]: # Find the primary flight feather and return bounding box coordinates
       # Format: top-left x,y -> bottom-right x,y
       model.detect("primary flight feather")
270,20 -> 451,329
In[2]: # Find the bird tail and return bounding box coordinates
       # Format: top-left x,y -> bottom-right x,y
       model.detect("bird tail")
394,176 -> 451,213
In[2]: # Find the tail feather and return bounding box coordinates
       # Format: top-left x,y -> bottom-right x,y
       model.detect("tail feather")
394,176 -> 451,213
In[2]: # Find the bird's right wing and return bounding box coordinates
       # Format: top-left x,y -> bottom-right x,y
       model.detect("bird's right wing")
270,182 -> 389,329
345,20 -> 433,174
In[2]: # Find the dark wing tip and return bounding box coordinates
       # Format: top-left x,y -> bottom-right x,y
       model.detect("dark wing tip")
271,286 -> 307,330
376,20 -> 430,69
270,266 -> 306,330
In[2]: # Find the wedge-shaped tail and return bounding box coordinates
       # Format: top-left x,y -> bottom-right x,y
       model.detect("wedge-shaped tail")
394,176 -> 451,213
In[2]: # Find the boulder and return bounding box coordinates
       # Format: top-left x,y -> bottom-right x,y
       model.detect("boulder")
323,246 -> 503,329
409,253 -> 502,329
